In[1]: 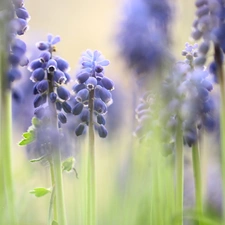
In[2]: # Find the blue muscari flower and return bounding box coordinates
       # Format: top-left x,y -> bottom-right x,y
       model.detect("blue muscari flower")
117,0 -> 172,76
73,50 -> 114,138
28,34 -> 72,126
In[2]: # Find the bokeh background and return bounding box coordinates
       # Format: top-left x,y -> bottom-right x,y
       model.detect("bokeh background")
10,0 -> 221,224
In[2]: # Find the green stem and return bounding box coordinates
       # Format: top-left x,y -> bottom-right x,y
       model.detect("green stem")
47,71 -> 67,225
192,141 -> 203,225
53,150 -> 67,225
86,89 -> 96,225
49,161 -> 57,224
2,90 -> 17,225
0,14 -> 16,224
48,185 -> 56,225
214,44 -> 225,225
175,119 -> 184,225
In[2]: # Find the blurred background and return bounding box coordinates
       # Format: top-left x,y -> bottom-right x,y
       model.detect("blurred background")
10,0 -> 221,225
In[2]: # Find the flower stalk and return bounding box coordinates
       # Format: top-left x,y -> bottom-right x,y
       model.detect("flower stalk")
47,70 -> 67,225
0,15 -> 17,225
175,118 -> 184,225
86,89 -> 96,225
192,139 -> 203,225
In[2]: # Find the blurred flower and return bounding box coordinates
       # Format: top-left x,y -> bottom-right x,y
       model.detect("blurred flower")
0,0 -> 30,87
117,0 -> 172,77
135,43 -> 218,149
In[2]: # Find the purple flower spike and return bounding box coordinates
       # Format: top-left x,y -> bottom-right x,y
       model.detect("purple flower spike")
73,49 -> 114,137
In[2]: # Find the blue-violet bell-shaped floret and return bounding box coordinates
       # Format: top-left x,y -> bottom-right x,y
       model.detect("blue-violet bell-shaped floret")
57,86 -> 70,101
80,109 -> 90,123
30,68 -> 45,82
54,70 -> 66,84
75,123 -> 86,136
75,89 -> 89,103
50,92 -> 57,103
94,98 -> 107,115
97,124 -> 108,138
58,112 -> 67,124
72,102 -> 84,115
36,80 -> 48,94
62,101 -> 72,114
86,77 -> 97,91
34,94 -> 47,108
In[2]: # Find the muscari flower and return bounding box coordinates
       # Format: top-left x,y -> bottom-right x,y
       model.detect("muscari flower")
28,34 -> 72,127
72,50 -> 114,138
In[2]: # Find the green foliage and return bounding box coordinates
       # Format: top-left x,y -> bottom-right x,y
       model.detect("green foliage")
18,117 -> 40,146
29,187 -> 51,197
62,157 -> 75,172
51,220 -> 58,225
30,155 -> 46,163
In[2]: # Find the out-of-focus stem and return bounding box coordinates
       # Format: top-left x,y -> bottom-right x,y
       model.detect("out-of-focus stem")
0,12 -> 17,224
175,118 -> 183,225
214,44 -> 225,225
48,160 -> 57,224
192,140 -> 203,225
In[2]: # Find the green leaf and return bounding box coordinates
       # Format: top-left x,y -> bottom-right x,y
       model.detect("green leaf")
29,187 -> 51,197
22,132 -> 30,138
18,117 -> 40,146
30,155 -> 46,163
32,117 -> 40,127
51,220 -> 58,225
62,157 -> 75,172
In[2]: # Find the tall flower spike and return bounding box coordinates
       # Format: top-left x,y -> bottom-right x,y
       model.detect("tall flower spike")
72,50 -> 114,138
28,34 -> 72,127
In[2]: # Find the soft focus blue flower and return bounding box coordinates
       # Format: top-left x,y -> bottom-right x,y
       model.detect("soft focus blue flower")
0,0 -> 30,87
135,43 -> 217,148
117,0 -> 172,76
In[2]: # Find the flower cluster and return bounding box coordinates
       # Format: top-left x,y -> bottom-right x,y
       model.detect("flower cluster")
164,43 -> 216,147
3,0 -> 30,84
117,0 -> 172,76
192,0 -> 225,72
192,0 -> 225,42
135,43 -> 217,148
72,50 -> 114,138
28,34 -> 71,127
